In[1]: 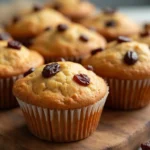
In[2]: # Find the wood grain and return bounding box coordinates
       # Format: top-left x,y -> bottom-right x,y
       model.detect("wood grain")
0,105 -> 150,150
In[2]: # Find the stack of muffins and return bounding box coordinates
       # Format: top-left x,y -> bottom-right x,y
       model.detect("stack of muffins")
0,0 -> 149,144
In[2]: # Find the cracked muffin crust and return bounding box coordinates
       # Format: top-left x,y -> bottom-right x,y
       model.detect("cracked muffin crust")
7,8 -> 70,39
83,39 -> 150,80
48,0 -> 95,21
13,61 -> 108,109
0,41 -> 44,78
81,9 -> 140,41
30,23 -> 106,61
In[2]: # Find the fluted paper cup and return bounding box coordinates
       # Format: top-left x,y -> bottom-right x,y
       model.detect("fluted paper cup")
105,78 -> 150,110
0,74 -> 23,109
17,92 -> 108,142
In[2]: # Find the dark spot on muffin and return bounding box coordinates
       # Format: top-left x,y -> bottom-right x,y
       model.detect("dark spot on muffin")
53,3 -> 61,10
33,4 -> 43,12
79,34 -> 89,42
7,40 -> 21,50
12,16 -> 20,24
144,23 -> 150,31
44,26 -> 51,32
91,48 -> 104,55
24,39 -> 33,47
57,24 -> 68,32
17,37 -> 33,47
117,36 -> 132,43
141,141 -> 150,150
42,63 -> 60,78
56,57 -> 66,62
85,65 -> 94,71
105,20 -> 116,27
102,7 -> 117,14
124,50 -> 138,65
140,31 -> 150,37
0,32 -> 11,41
73,74 -> 90,86
24,68 -> 35,77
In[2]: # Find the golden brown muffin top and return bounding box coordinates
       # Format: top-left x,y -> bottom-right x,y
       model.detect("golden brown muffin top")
82,37 -> 150,80
0,41 -> 44,78
81,9 -> 140,40
13,61 -> 108,109
30,23 -> 106,58
48,0 -> 95,19
7,8 -> 70,38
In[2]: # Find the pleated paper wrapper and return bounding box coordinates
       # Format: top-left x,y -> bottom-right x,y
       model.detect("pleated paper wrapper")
105,78 -> 150,110
17,92 -> 108,142
0,74 -> 23,109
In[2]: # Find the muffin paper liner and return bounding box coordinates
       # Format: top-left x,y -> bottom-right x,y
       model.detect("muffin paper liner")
105,78 -> 150,110
45,56 -> 83,64
17,92 -> 108,142
0,74 -> 23,109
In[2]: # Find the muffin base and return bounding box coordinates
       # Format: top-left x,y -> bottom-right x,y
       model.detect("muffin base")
0,75 -> 23,109
105,78 -> 150,110
17,93 -> 108,142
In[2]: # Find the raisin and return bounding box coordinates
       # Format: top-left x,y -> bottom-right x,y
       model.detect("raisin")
7,41 -> 21,50
124,51 -> 138,65
73,74 -> 90,86
42,63 -> 60,78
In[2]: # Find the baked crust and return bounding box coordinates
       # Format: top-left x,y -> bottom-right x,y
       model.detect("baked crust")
0,41 -> 44,77
48,0 -> 95,19
82,41 -> 150,80
81,11 -> 140,40
132,34 -> 150,46
7,8 -> 70,38
13,61 -> 108,109
30,23 -> 106,58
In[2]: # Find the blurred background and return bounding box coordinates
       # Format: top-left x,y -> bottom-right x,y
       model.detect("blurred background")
90,0 -> 150,6
0,0 -> 149,24
0,0 -> 150,6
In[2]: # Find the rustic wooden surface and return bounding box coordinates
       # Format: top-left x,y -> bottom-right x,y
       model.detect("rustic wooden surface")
0,105 -> 150,150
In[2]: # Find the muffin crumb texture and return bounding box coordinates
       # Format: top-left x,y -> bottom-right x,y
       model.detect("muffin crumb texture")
30,23 -> 106,58
83,41 -> 150,79
0,41 -> 44,77
13,62 -> 107,109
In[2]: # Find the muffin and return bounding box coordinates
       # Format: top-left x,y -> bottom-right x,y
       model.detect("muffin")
30,23 -> 106,63
132,29 -> 150,46
13,61 -> 108,142
82,36 -> 150,110
6,8 -> 70,47
0,40 -> 44,108
47,0 -> 95,22
81,8 -> 140,41
144,23 -> 150,31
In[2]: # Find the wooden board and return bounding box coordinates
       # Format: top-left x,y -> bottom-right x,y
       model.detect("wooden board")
0,105 -> 150,150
